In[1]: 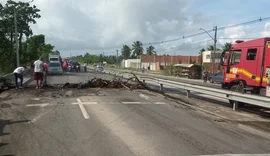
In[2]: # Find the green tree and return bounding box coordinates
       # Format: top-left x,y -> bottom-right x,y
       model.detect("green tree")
0,0 -> 41,73
131,41 -> 144,58
121,45 -> 131,59
146,45 -> 156,55
222,42 -> 232,52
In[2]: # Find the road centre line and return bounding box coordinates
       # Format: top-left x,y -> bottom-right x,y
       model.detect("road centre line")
121,102 -> 166,105
25,101 -> 166,107
26,103 -> 50,107
71,102 -> 98,105
77,98 -> 90,119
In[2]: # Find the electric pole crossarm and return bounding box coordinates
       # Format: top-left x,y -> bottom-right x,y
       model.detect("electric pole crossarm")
199,28 -> 215,41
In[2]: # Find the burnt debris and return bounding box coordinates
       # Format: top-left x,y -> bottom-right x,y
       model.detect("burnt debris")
61,76 -> 149,90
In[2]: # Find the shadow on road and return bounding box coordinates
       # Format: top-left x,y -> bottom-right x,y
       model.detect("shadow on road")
0,119 -> 29,155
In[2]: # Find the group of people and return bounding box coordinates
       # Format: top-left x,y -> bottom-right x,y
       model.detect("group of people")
13,57 -> 48,89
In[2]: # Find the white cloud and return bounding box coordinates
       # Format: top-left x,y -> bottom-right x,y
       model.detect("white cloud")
26,0 -> 216,56
0,0 -> 222,56
261,22 -> 270,37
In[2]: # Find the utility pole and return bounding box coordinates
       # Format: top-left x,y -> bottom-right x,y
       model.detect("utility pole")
14,10 -> 19,67
199,26 -> 217,74
213,26 -> 217,74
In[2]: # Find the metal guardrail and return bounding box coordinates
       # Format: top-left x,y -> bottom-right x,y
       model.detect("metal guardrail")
99,67 -> 270,111
141,77 -> 270,110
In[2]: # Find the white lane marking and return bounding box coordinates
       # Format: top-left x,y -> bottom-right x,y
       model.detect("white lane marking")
83,102 -> 98,105
154,102 -> 166,105
71,102 -> 98,105
26,103 -> 50,107
122,102 -> 166,105
122,102 -> 142,104
29,109 -> 52,123
77,98 -> 90,119
139,94 -> 149,100
31,98 -> 40,101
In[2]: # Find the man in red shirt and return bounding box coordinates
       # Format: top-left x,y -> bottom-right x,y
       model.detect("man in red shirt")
63,61 -> 67,74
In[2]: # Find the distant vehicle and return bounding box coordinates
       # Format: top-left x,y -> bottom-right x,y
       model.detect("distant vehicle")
48,62 -> 63,75
49,54 -> 62,65
95,66 -> 104,72
209,72 -> 223,83
74,62 -> 81,72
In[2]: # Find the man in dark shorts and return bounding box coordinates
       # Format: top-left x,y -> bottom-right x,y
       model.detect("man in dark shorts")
33,57 -> 44,89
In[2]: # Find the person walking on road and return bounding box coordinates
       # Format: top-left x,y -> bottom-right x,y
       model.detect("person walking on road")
13,66 -> 26,89
63,61 -> 67,74
83,62 -> 87,72
33,57 -> 44,89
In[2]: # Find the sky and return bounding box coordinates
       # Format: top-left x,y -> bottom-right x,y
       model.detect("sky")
2,0 -> 270,57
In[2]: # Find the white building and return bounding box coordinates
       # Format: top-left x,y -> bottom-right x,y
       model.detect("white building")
121,59 -> 141,69
202,50 -> 223,63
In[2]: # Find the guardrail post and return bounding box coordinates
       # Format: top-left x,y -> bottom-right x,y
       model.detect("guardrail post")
233,101 -> 239,111
186,90 -> 190,98
160,84 -> 164,92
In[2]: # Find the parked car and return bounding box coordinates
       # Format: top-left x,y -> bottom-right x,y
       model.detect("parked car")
209,72 -> 223,83
48,62 -> 63,75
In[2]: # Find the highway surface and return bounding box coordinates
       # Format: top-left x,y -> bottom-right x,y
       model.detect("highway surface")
1,70 -> 270,156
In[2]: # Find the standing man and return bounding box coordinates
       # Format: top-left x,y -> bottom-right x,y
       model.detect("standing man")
13,66 -> 26,89
83,62 -> 87,72
33,57 -> 44,89
63,60 -> 67,74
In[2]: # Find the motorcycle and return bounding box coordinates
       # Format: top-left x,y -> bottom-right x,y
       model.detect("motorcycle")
75,65 -> 80,72
68,65 -> 72,72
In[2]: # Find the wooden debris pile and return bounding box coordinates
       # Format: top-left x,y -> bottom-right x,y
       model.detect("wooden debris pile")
62,75 -> 149,90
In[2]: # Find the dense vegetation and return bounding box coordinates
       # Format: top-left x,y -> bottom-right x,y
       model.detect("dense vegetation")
0,0 -> 57,74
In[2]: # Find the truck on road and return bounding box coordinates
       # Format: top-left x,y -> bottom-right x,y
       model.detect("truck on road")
49,54 -> 62,63
220,37 -> 270,102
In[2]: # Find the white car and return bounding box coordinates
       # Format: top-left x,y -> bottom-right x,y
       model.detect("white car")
48,62 -> 63,75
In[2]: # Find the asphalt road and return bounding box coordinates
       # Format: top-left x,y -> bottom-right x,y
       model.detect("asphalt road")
1,71 -> 270,156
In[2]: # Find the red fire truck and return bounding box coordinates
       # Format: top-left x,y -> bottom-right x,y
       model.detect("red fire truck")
220,37 -> 270,101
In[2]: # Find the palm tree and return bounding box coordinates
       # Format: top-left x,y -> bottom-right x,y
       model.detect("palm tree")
222,42 -> 232,52
207,45 -> 221,51
207,45 -> 214,51
146,45 -> 156,55
131,41 -> 144,58
121,45 -> 131,60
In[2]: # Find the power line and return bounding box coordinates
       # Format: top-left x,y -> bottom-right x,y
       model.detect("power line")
82,17 -> 270,55
143,17 -> 270,46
